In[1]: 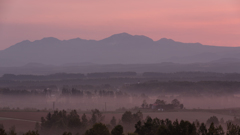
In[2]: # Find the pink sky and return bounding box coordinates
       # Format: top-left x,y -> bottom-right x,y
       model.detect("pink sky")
0,0 -> 239,50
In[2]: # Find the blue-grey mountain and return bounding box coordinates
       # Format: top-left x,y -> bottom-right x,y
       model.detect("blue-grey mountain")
0,33 -> 240,67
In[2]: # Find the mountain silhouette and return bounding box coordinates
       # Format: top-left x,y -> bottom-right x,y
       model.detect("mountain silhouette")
0,33 -> 240,67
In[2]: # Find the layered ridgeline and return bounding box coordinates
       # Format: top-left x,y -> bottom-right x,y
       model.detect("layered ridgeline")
1,33 -> 240,67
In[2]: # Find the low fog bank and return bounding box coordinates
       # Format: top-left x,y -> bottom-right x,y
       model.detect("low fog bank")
1,94 -> 240,111
1,72 -> 240,111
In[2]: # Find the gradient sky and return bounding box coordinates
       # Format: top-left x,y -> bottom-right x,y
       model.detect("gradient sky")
0,0 -> 239,50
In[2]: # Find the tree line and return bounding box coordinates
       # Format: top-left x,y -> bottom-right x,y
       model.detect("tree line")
0,87 -> 142,99
123,81 -> 240,95
3,72 -> 240,81
3,79 -> 240,97
1,109 -> 240,135
0,72 -> 137,81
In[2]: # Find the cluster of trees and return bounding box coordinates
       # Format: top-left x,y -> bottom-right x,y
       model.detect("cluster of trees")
134,117 -> 224,135
39,109 -> 105,135
2,72 -> 240,97
0,72 -> 137,81
1,73 -> 85,81
39,109 -> 143,135
4,71 -> 240,81
66,116 -> 240,135
143,72 -> 240,81
121,111 -> 143,125
61,88 -> 118,98
142,99 -> 184,110
0,124 -> 39,135
61,84 -> 149,99
0,107 -> 42,112
0,86 -> 143,100
0,88 -> 46,96
143,72 -> 223,78
62,118 -> 240,135
226,117 -> 240,126
0,109 -> 141,135
2,71 -> 240,97
2,109 -> 240,135
61,88 -> 135,99
133,116 -> 240,135
123,81 -> 240,95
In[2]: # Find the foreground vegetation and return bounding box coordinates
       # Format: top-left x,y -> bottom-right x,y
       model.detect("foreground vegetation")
1,109 -> 240,135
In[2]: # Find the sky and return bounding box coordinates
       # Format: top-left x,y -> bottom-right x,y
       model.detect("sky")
0,0 -> 239,50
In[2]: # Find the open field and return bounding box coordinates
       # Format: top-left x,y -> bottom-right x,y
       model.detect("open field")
0,111 -> 47,121
0,111 -> 235,132
0,111 -> 47,132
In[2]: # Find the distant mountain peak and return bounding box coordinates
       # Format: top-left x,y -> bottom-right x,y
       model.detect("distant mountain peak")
157,38 -> 176,44
159,38 -> 175,42
101,33 -> 133,41
113,32 -> 132,37
65,37 -> 83,42
101,32 -> 153,43
36,37 -> 60,43
21,40 -> 31,43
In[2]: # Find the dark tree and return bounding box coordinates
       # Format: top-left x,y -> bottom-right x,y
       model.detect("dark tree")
157,125 -> 170,135
111,125 -> 123,135
41,110 -> 68,130
207,123 -> 220,135
85,123 -> 110,135
133,111 -> 143,123
127,133 -> 138,135
82,113 -> 88,128
122,111 -> 143,125
122,111 -> 133,124
226,122 -> 240,135
8,126 -> 17,135
206,116 -> 219,126
0,124 -> 7,135
68,110 -> 82,128
171,99 -> 180,106
62,132 -> 72,135
35,122 -> 40,131
215,125 -> 224,135
110,116 -> 117,127
135,117 -> 159,135
198,123 -> 207,135
155,99 -> 166,105
90,109 -> 104,125
22,130 -> 40,135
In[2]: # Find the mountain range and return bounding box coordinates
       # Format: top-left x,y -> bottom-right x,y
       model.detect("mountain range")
0,32 -> 240,67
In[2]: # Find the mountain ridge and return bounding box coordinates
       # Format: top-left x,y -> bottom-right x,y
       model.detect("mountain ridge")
1,32 -> 240,67
3,33 -> 208,51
